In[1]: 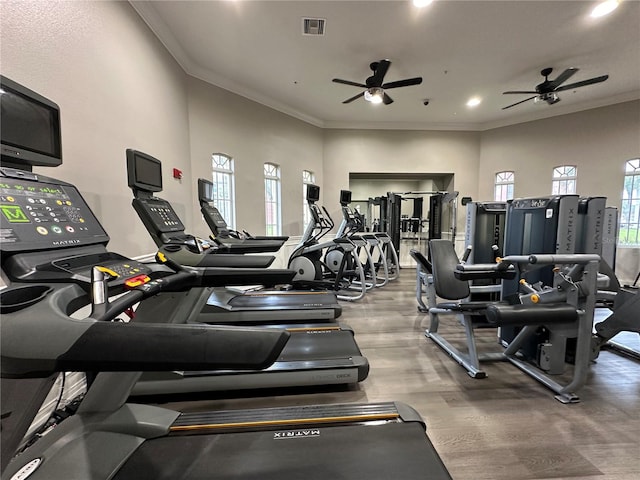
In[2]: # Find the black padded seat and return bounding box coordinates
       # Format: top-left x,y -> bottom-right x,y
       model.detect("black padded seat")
485,303 -> 578,326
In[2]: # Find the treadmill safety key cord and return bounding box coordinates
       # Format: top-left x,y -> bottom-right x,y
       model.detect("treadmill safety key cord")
124,274 -> 152,289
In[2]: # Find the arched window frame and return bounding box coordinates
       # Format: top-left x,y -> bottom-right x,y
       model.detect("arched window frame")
620,158 -> 640,246
264,163 -> 282,236
494,171 -> 514,201
552,165 -> 577,195
211,153 -> 235,229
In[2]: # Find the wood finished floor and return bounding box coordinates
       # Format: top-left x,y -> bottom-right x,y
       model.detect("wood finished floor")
155,269 -> 640,480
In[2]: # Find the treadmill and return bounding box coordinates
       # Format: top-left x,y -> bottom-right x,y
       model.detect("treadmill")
0,75 -> 451,480
198,177 -> 288,254
0,167 -> 290,472
2,245 -> 450,480
128,149 -> 342,324
126,150 -> 367,394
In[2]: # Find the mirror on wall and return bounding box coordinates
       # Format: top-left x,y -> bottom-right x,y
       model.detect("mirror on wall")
349,173 -> 456,267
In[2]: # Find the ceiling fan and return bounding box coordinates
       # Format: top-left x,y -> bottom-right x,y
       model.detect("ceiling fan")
502,67 -> 609,110
332,59 -> 422,105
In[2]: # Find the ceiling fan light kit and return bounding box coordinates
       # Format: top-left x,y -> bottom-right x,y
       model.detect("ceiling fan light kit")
501,67 -> 609,110
534,92 -> 560,106
334,60 -> 607,112
364,87 -> 384,104
333,59 -> 423,106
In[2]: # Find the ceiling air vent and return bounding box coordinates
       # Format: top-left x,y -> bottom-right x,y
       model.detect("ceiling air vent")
302,18 -> 326,36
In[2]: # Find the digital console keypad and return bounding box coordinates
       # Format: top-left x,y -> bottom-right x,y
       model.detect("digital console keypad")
0,180 -> 103,250
149,205 -> 181,228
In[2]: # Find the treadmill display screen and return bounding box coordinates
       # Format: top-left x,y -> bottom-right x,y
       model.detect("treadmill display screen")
198,178 -> 215,203
0,176 -> 109,252
126,149 -> 163,193
0,75 -> 63,167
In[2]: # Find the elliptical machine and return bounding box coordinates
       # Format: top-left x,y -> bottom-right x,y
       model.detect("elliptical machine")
327,190 -> 380,290
288,185 -> 367,301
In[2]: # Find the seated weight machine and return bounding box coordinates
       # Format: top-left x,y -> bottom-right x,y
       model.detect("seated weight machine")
414,239 -> 603,403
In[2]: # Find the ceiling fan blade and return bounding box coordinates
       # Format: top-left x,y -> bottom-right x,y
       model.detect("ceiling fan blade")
342,92 -> 365,104
554,75 -> 609,92
383,92 -> 394,105
333,78 -> 368,88
548,68 -> 579,89
502,96 -> 537,110
369,59 -> 391,87
503,90 -> 538,94
382,77 -> 423,89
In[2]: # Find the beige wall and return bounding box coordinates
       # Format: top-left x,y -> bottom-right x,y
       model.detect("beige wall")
479,101 -> 640,204
1,0 -> 324,257
0,0 -> 191,257
187,76 -> 324,240
1,1 -> 638,282
479,101 -> 640,283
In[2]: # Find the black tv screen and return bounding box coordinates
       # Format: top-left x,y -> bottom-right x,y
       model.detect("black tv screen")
306,184 -> 320,203
198,178 -> 214,202
126,149 -> 163,193
340,190 -> 352,205
0,75 -> 62,167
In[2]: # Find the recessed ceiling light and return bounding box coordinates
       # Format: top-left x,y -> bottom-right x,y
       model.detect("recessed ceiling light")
413,0 -> 433,8
591,0 -> 619,18
466,97 -> 481,108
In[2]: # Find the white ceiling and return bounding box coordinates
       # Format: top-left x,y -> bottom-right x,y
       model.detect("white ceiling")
131,0 -> 640,131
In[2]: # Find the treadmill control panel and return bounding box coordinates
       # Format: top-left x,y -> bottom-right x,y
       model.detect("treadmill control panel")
0,174 -> 109,253
133,196 -> 185,234
51,252 -> 152,281
201,204 -> 229,236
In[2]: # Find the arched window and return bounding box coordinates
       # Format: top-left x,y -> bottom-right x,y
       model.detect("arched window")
620,158 -> 640,245
494,171 -> 514,201
211,153 -> 235,229
551,165 -> 577,195
302,170 -> 315,230
264,163 -> 282,235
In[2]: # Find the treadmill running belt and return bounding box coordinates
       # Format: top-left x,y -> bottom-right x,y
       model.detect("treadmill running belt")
276,330 -> 360,361
113,422 -> 452,479
228,291 -> 337,308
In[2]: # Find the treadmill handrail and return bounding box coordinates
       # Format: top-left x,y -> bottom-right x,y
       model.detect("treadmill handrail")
1,266 -> 290,378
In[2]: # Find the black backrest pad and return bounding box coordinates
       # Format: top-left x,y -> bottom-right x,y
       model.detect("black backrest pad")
428,239 -> 470,300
